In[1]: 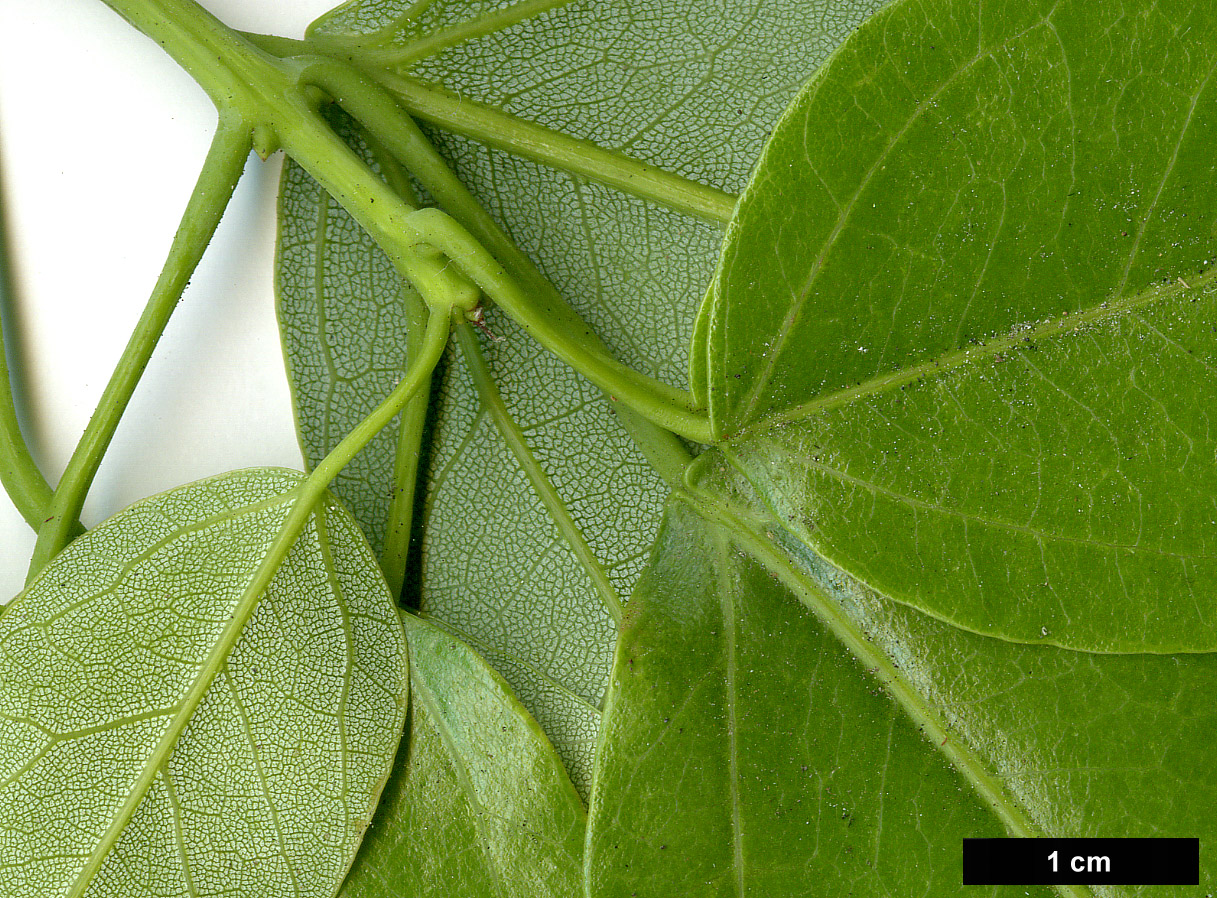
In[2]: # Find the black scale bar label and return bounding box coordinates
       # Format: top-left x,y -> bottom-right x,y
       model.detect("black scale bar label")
962,838 -> 1199,885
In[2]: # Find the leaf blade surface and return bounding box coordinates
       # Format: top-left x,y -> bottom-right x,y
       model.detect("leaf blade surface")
0,469 -> 408,897
282,0 -> 894,791
587,496 -> 1050,897
706,0 -> 1217,651
339,612 -> 585,898
590,461 -> 1217,895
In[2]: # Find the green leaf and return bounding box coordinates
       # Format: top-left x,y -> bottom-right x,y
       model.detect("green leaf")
587,497 -> 1022,896
316,0 -> 889,388
415,318 -> 663,796
340,612 -> 585,897
284,0 -> 892,794
276,151 -> 653,796
277,108 -> 423,557
276,98 -> 662,798
0,469 -> 408,897
589,462 -> 1217,896
705,0 -> 1217,651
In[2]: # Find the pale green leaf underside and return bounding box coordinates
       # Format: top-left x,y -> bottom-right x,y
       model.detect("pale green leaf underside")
374,0 -> 889,386
340,613 -> 585,898
286,0 -> 891,793
419,318 -> 658,797
277,140 -> 656,796
0,469 -> 408,897
277,109 -> 420,557
707,0 -> 1217,652
590,461 -> 1217,896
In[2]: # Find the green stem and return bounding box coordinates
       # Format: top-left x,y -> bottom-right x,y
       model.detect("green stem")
371,73 -> 737,225
456,322 -> 623,622
303,62 -> 710,440
404,207 -> 712,442
98,0 -> 710,464
306,310 -> 451,505
242,33 -> 737,225
26,119 -> 251,581
367,135 -> 432,600
247,313 -> 449,631
382,292 -> 432,598
96,0 -> 476,314
98,0 -> 286,117
0,161 -> 56,530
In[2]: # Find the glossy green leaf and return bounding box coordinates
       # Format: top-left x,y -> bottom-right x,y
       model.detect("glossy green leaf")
589,498 -> 1020,896
340,612 -> 585,897
285,0 -> 891,794
0,469 -> 408,897
589,459 -> 1217,896
705,0 -> 1217,651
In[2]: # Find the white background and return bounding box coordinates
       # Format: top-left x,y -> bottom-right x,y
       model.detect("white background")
0,0 -> 339,597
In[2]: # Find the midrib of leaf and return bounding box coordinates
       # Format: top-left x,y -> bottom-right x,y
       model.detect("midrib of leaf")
683,488 -> 1093,898
727,12 -> 1058,426
737,264 -> 1217,437
365,70 -> 739,224
62,490 -> 302,898
456,323 -> 624,622
409,671 -> 510,898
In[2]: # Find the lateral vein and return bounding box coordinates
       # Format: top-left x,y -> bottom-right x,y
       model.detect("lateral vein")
456,322 -> 624,623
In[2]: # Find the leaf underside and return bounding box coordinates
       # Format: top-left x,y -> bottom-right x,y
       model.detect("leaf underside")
0,469 -> 408,897
283,0 -> 892,797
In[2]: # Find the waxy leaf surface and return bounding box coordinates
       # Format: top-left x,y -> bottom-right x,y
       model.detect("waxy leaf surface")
0,469 -> 408,897
590,459 -> 1217,896
588,501 -> 1016,897
704,0 -> 1217,651
340,613 -> 585,898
